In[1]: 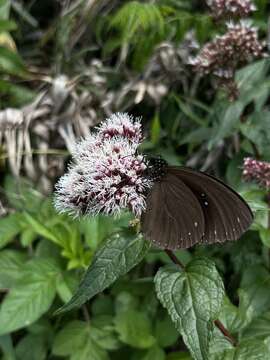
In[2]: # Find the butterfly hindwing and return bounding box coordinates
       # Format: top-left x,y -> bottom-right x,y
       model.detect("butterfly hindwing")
169,167 -> 253,244
141,172 -> 205,249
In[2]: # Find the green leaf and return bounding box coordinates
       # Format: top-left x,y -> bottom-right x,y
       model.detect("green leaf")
0,250 -> 27,289
210,101 -> 244,147
0,213 -> 22,249
208,326 -> 234,360
56,232 -> 150,313
155,258 -> 225,360
240,110 -> 270,155
0,334 -> 16,360
15,334 -> 46,360
258,227 -> 270,247
211,340 -> 269,359
52,321 -> 109,360
110,1 -> 165,42
0,46 -> 27,76
0,19 -> 16,32
0,79 -> 35,106
154,315 -> 179,347
22,212 -> 60,244
91,315 -> 120,350
3,176 -> 43,211
218,297 -> 251,334
0,0 -> 10,20
243,312 -> 270,341
91,296 -> 114,316
166,352 -> 192,360
0,258 -> 59,335
151,112 -> 161,145
56,272 -> 78,303
238,270 -> 270,321
52,321 -> 90,356
142,345 -> 166,360
114,309 -> 156,349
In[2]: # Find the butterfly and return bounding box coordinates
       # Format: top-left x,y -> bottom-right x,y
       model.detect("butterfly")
141,157 -> 253,250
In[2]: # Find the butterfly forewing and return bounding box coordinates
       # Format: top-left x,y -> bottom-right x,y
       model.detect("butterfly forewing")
141,172 -> 205,249
169,167 -> 253,245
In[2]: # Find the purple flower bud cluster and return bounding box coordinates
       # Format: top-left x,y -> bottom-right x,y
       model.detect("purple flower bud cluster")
190,21 -> 262,78
54,113 -> 153,217
243,157 -> 270,189
190,20 -> 263,98
207,0 -> 256,20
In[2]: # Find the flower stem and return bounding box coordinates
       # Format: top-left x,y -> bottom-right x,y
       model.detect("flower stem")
165,249 -> 185,269
164,249 -> 237,347
214,319 -> 237,346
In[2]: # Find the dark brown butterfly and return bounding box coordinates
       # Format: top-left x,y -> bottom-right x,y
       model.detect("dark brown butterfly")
141,157 -> 253,250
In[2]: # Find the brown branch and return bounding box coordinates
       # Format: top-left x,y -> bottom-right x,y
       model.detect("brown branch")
164,249 -> 237,347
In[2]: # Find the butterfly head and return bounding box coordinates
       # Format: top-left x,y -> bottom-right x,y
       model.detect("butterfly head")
145,156 -> 168,182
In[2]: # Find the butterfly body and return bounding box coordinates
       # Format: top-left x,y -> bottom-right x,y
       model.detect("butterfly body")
141,158 -> 253,250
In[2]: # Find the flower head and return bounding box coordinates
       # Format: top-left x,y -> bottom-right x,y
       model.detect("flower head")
207,0 -> 256,20
54,113 -> 153,217
190,21 -> 263,98
243,157 -> 270,189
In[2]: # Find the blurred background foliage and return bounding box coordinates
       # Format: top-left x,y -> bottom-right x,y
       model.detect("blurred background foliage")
1,0 -> 270,359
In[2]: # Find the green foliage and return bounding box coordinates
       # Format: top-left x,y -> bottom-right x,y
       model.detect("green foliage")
1,0 -> 270,359
56,231 -> 150,313
155,258 -> 225,360
115,309 -> 155,349
0,258 -> 59,335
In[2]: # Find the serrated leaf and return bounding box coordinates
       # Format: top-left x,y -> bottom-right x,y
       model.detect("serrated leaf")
15,334 -> 46,360
0,250 -> 27,288
91,316 -> 120,350
218,297 -> 250,334
238,272 -> 270,321
114,309 -> 155,349
242,312 -> 270,341
52,321 -> 90,356
22,212 -> 60,244
52,320 -> 109,360
154,258 -> 225,360
0,258 -> 59,335
0,213 -> 22,249
211,340 -> 269,360
208,326 -> 234,360
56,232 -> 150,313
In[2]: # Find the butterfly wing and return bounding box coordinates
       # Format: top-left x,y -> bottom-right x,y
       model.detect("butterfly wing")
141,172 -> 205,249
169,167 -> 253,245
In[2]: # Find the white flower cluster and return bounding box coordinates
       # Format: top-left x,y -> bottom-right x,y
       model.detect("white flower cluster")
54,113 -> 152,217
207,0 -> 256,19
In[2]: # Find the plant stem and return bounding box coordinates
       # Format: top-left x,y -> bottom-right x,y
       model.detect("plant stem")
82,304 -> 90,323
165,249 -> 185,269
214,319 -> 237,346
164,249 -> 237,347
